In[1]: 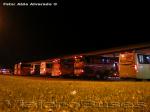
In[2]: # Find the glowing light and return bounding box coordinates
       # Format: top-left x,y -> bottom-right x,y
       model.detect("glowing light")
52,60 -> 56,63
81,69 -> 84,73
134,65 -> 138,72
71,90 -> 77,95
121,54 -> 125,58
80,56 -> 83,58
114,73 -> 117,76
113,63 -> 116,67
30,70 -> 34,74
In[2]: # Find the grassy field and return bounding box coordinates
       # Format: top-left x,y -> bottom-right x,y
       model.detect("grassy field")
0,75 -> 150,112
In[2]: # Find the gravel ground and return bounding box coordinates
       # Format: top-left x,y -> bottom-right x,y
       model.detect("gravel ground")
0,75 -> 150,112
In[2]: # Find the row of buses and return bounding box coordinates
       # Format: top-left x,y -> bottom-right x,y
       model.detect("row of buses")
14,55 -> 119,79
14,44 -> 150,80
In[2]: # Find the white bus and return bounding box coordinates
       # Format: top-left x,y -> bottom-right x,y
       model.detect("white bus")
119,52 -> 150,79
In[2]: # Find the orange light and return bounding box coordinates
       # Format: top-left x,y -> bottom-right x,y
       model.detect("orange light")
121,54 -> 125,58
81,69 -> 84,73
114,73 -> 117,76
59,71 -> 61,75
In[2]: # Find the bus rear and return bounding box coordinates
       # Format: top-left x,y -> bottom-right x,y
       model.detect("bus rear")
51,59 -> 61,77
119,52 -> 137,78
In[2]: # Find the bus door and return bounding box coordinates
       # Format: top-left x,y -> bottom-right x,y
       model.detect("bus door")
34,65 -> 40,75
119,52 -> 137,78
46,63 -> 52,75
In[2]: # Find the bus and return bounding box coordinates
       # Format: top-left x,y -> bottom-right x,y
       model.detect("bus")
14,63 -> 31,75
39,59 -> 74,77
73,55 -> 119,79
119,51 -> 150,79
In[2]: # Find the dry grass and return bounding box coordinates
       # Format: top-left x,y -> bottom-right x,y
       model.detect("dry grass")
0,75 -> 150,112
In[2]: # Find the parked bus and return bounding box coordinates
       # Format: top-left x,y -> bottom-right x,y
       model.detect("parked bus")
119,51 -> 150,79
73,55 -> 119,79
39,59 -> 74,77
14,63 -> 31,75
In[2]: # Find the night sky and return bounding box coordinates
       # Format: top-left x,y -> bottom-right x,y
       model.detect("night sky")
0,1 -> 150,68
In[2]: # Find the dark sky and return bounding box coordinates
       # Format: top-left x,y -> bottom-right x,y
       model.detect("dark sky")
0,1 -> 150,68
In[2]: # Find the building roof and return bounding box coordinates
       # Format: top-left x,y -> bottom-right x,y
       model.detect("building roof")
23,42 -> 150,64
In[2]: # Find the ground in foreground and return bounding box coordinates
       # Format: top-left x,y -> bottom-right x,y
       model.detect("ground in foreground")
0,75 -> 150,112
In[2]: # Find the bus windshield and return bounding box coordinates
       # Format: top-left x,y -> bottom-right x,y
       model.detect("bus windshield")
138,54 -> 150,64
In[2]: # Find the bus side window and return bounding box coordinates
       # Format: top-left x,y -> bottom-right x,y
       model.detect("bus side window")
138,54 -> 144,64
146,56 -> 150,63
138,54 -> 150,64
